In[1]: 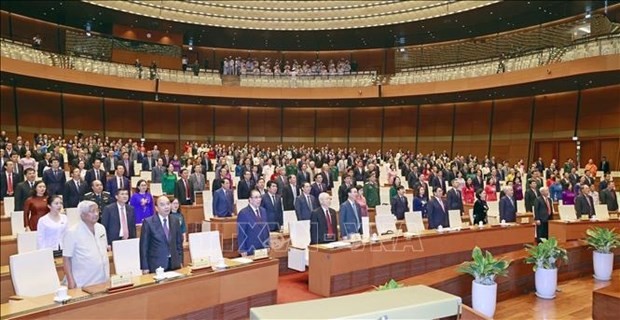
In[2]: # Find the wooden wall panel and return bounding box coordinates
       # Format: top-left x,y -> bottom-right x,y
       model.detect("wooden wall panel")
349,107 -> 382,151
0,85 -> 16,137
578,85 -> 620,138
16,88 -> 61,136
9,14 -> 59,52
558,141 -> 577,164
179,104 -> 213,140
533,91 -> 578,140
143,102 -> 178,140
600,138 -> 619,171
417,104 -> 452,154
103,98 -> 142,138
491,97 -> 532,164
383,106 -> 416,151
62,94 -> 103,136
316,108 -> 348,148
0,11 -> 10,38
282,108 -> 315,146
248,107 -> 281,147
213,106 -> 247,144
453,101 -> 492,159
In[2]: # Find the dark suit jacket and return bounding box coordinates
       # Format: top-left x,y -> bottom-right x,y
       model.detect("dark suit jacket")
14,180 -> 35,211
319,171 -> 334,191
117,159 -> 134,178
103,157 -> 117,173
106,176 -> 130,197
142,157 -> 156,172
499,196 -> 517,222
260,193 -> 283,231
236,179 -> 253,200
574,194 -> 595,218
236,206 -> 270,255
174,179 -> 195,205
212,188 -> 234,217
353,167 -> 365,182
446,188 -> 463,212
42,169 -> 66,195
473,200 -> 488,225
339,200 -> 362,238
63,180 -> 87,208
338,183 -> 352,205
390,195 -> 410,220
84,168 -> 107,192
599,161 -> 610,174
294,193 -> 318,221
472,176 -> 484,191
431,176 -> 445,190
101,203 -> 137,245
37,160 -> 49,178
310,207 -> 338,244
599,189 -> 619,211
427,197 -> 449,229
534,196 -> 554,223
310,182 -> 325,199
0,171 -> 18,200
211,178 -> 223,195
282,184 -> 299,211
296,171 -> 311,186
524,189 -> 540,212
139,214 -> 183,273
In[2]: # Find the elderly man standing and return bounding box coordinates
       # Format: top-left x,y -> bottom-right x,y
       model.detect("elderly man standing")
63,200 -> 110,289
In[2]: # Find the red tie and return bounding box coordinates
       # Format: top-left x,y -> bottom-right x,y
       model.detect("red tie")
184,179 -> 190,199
545,197 -> 551,216
7,175 -> 13,194
325,209 -> 334,236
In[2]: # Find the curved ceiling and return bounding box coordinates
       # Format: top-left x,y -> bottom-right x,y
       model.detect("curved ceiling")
2,1 -> 616,50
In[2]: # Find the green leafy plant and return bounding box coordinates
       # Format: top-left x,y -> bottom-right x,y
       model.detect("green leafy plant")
458,246 -> 511,285
524,237 -> 568,271
374,279 -> 404,291
586,227 -> 620,254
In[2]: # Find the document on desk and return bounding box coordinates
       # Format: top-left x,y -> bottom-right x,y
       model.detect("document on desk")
231,257 -> 253,264
322,241 -> 352,249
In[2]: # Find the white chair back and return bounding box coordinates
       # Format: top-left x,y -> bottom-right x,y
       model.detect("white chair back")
375,204 -> 391,216
202,190 -> 214,220
289,220 -> 310,249
65,208 -> 80,228
150,183 -> 164,196
3,197 -> 15,216
487,201 -> 499,217
11,211 -> 25,236
468,208 -> 474,224
448,210 -> 462,228
140,171 -> 151,181
594,204 -> 609,220
133,161 -> 141,176
517,200 -> 526,213
17,231 -> 38,253
558,205 -> 576,221
112,238 -> 141,277
10,249 -> 60,297
235,199 -> 249,214
130,177 -> 141,189
375,214 -> 397,235
405,211 -> 425,233
188,231 -> 223,264
283,210 -> 298,233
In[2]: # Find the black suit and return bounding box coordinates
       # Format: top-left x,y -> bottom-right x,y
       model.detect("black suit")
142,157 -> 156,172
37,159 -> 50,178
174,179 -> 195,205
296,171 -> 311,186
237,179 -> 253,200
85,168 -> 107,192
390,195 -> 410,220
524,189 -> 540,213
10,164 -> 25,183
446,188 -> 463,213
574,194 -> 595,218
140,214 -> 183,273
599,161 -> 610,174
42,169 -> 66,195
338,183 -> 352,205
14,180 -> 36,211
320,171 -> 334,191
101,203 -> 137,245
472,176 -> 484,190
282,184 -> 299,211
63,179 -> 87,208
0,171 -> 18,200
310,207 -> 338,244
599,189 -> 618,211
534,196 -> 554,241
117,159 -> 134,178
427,197 -> 449,229
261,193 -> 283,231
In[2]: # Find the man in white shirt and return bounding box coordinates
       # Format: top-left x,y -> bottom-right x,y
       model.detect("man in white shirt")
63,200 -> 110,289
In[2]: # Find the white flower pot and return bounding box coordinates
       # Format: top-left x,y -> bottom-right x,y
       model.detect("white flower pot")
471,280 -> 497,318
535,267 -> 557,299
593,251 -> 614,281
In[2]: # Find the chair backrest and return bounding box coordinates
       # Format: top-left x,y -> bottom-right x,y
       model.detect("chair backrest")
283,210 -> 298,233
517,200 -> 526,213
133,161 -> 141,176
289,220 -> 310,249
375,205 -> 391,216
448,210 -> 462,228
405,211 -> 425,233
235,199 -> 249,214
139,171 -> 151,182
17,231 -> 38,254
10,249 -> 60,297
558,205 -> 576,221
65,208 -> 81,228
594,204 -> 609,220
112,238 -> 141,277
487,201 -> 499,217
11,211 -> 25,236
3,197 -> 15,216
375,214 -> 397,235
468,208 -> 474,224
130,177 -> 141,189
150,183 -> 163,196
188,231 -> 223,264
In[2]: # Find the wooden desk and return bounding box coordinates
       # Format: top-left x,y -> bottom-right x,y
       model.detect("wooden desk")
592,277 -> 620,320
1,259 -> 279,320
549,220 -> 620,243
0,236 -> 17,266
1,216 -> 10,237
180,205 -> 204,225
308,224 -> 535,297
210,216 -> 239,257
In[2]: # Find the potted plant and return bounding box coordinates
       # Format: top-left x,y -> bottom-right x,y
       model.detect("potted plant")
458,246 -> 510,318
524,237 -> 568,299
586,227 -> 620,281
374,279 -> 404,291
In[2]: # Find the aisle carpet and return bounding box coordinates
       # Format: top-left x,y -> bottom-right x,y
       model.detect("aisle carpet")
276,272 -> 322,304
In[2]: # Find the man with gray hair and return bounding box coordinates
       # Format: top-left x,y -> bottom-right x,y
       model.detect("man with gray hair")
534,187 -> 553,243
499,185 -> 517,223
63,200 -> 110,289
310,192 -> 338,244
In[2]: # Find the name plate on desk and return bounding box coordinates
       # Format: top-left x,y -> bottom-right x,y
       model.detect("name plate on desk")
253,248 -> 269,260
580,215 -> 589,221
191,257 -> 211,269
110,273 -> 133,289
610,213 -> 618,220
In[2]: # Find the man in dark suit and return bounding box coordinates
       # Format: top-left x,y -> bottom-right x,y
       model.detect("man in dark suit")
407,166 -> 419,190
319,164 -> 334,191
117,152 -> 134,178
353,163 -> 365,183
174,169 -> 194,205
574,185 -> 596,218
282,175 -> 299,211
42,158 -> 66,195
310,192 -> 338,244
85,159 -> 107,193
14,168 -> 36,211
427,187 -> 449,229
140,196 -> 183,273
599,182 -> 618,212
0,161 -> 18,200
101,189 -> 137,246
294,182 -> 318,221
237,190 -> 270,256
106,165 -> 130,197
338,175 -> 353,205
274,167 -> 287,195
63,168 -> 87,208
141,151 -> 156,172
296,163 -> 311,186
212,178 -> 234,217
524,180 -> 540,213
535,157 -> 545,173
83,180 -> 112,220
499,187 -> 517,222
151,158 -> 165,183
261,181 -> 283,231
310,174 -> 326,199
8,154 -> 24,183
446,179 -> 464,213
472,173 -> 484,191
599,156 -> 611,174
568,168 -> 580,187
37,153 -> 51,178
211,167 -> 228,195
534,187 -> 554,243
431,171 -> 446,190
339,186 -> 363,238
103,150 -> 117,174
236,171 -> 253,200
390,186 -> 410,220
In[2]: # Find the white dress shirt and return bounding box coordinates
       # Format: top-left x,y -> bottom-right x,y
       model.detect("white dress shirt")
36,214 -> 68,250
63,221 -> 110,288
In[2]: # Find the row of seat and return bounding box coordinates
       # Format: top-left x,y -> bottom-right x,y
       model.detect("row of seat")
239,73 -> 375,88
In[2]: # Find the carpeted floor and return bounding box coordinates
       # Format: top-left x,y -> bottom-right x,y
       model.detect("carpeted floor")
276,272 -> 323,304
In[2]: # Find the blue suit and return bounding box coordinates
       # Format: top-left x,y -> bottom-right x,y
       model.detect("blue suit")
42,169 -> 66,195
390,195 -> 410,220
260,193 -> 283,231
139,214 -> 183,273
499,196 -> 517,222
294,194 -> 318,221
339,200 -> 362,238
427,197 -> 449,229
237,206 -> 270,255
106,176 -> 130,197
213,188 -> 234,217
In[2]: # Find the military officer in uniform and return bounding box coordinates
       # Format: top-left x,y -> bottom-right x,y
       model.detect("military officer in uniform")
82,180 -> 112,221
